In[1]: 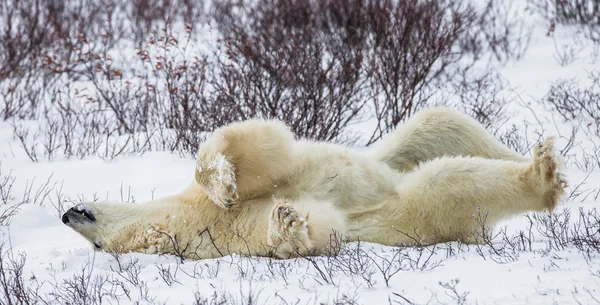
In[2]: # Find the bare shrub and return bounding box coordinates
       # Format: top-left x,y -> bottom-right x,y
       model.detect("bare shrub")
528,208 -> 600,259
0,165 -> 58,225
9,17 -> 214,159
155,263 -> 181,286
125,0 -> 205,47
471,208 -> 519,263
0,242 -> 41,305
532,210 -> 572,251
0,0 -> 205,85
107,252 -> 153,302
139,23 -> 214,156
364,0 -> 530,143
543,71 -> 600,136
528,0 -> 600,44
211,0 -> 370,144
497,124 -> 535,155
452,71 -> 511,134
0,163 -> 15,206
0,163 -> 20,226
1,0 -> 124,120
192,284 -> 265,305
438,278 -> 470,305
2,0 -> 210,158
212,0 -> 530,145
45,258 -> 129,305
301,236 -> 444,289
4,0 -> 530,159
570,208 -> 600,255
327,241 -> 377,288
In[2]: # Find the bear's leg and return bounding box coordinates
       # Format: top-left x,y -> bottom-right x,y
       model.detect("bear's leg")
195,120 -> 296,209
267,199 -> 346,258
393,137 -> 567,245
373,107 -> 529,172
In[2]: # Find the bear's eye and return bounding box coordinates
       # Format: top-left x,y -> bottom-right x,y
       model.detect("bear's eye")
80,210 -> 96,222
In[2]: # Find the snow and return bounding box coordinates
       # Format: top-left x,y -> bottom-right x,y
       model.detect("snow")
2,4 -> 600,305
2,196 -> 600,304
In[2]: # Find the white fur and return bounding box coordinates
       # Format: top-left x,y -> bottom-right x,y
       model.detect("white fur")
64,107 -> 567,259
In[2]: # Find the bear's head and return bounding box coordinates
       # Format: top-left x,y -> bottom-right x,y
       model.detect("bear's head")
61,201 -> 180,254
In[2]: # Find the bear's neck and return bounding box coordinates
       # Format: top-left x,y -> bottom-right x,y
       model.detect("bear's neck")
114,197 -> 271,259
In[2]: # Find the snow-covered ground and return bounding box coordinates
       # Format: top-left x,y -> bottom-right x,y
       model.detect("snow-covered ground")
1,5 -> 600,305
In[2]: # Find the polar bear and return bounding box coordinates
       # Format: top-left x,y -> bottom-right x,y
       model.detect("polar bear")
61,107 -> 567,259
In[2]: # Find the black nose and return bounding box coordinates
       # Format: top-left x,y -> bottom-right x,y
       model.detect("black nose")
61,212 -> 70,224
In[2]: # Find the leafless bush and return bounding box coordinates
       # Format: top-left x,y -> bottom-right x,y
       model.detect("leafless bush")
9,15 -> 215,159
109,252 -> 143,286
438,279 -> 470,305
497,124 -> 536,155
366,0 -> 529,143
211,0 -> 370,144
573,135 -> 600,171
44,256 -> 132,305
264,259 -> 292,286
0,0 -> 205,82
0,242 -> 41,305
528,208 -> 600,259
19,175 -> 56,207
193,284 -> 266,305
330,294 -> 360,305
367,250 -> 406,288
155,263 -> 182,286
0,0 -> 53,81
3,204 -> 21,230
552,33 -> 587,66
1,167 -> 60,225
300,235 -> 444,289
531,210 -> 572,251
452,71 -> 511,134
544,71 -> 600,136
302,255 -> 339,286
107,252 -> 157,303
212,0 -> 529,145
327,241 -> 377,288
1,0 -> 123,120
471,208 -> 520,263
0,242 -> 160,305
125,0 -> 205,47
0,163 -> 15,205
528,0 -> 600,44
3,0 -> 529,159
570,208 -> 600,255
2,0 -> 212,159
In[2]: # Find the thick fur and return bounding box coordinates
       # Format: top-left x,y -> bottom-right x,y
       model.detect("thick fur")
63,107 -> 567,259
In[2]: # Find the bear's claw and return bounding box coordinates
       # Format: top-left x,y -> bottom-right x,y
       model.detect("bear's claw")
274,202 -> 308,231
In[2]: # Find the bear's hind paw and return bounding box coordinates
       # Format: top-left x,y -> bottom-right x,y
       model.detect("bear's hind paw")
531,137 -> 568,211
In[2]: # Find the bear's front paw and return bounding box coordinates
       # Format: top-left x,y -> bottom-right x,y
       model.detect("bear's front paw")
531,137 -> 568,211
267,199 -> 312,257
195,153 -> 238,209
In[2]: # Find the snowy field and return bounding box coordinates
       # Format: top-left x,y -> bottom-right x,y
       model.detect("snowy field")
2,2 -> 600,305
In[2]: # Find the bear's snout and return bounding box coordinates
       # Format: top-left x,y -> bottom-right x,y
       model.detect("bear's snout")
61,212 -> 69,224
62,205 -> 96,224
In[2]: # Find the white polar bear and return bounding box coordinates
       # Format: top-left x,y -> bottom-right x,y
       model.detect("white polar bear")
62,107 -> 567,259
